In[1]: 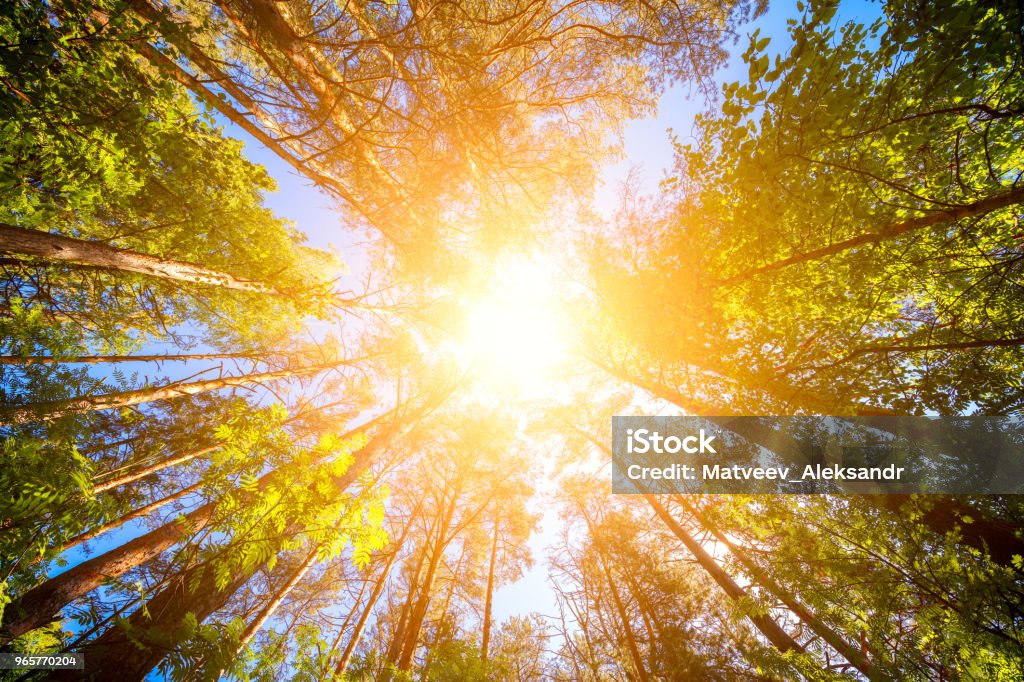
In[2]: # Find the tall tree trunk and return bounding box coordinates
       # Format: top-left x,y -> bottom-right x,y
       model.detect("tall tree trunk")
234,545 -> 321,653
230,0 -> 392,184
1,362 -> 332,424
0,499 -> 218,643
44,428 -> 396,678
0,222 -> 280,293
678,497 -> 883,679
643,495 -> 803,654
334,511 -> 418,677
58,480 -> 205,555
51,556 -> 255,682
322,573 -> 371,679
224,0 -> 429,247
396,489 -> 460,671
122,0 -> 372,219
91,392 -> 357,494
620,570 -> 660,665
718,186 -> 1024,285
0,351 -> 271,365
333,552 -> 398,678
481,514 -> 500,662
0,413 -> 391,643
593,538 -> 650,682
91,443 -> 221,494
384,543 -> 429,670
421,547 -> 466,680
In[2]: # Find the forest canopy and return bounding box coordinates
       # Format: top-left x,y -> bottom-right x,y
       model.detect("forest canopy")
1,0 -> 1022,680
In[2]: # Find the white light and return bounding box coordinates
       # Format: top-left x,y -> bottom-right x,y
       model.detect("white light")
456,254 -> 570,397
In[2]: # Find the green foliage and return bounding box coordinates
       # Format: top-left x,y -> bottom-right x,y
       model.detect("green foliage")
706,494 -> 1024,678
598,0 -> 1024,415
421,639 -> 499,681
0,0 -> 341,354
0,437 -> 98,581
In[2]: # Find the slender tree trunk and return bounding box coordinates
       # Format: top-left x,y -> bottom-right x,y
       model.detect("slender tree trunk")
0,351 -> 271,365
322,575 -> 371,680
718,186 -> 1024,285
1,412 -> 392,643
334,513 -> 418,677
92,392 -> 359,494
1,363 -> 330,424
334,564 -> 392,678
593,540 -> 649,682
52,407 -> 414,677
0,222 -> 280,293
59,480 -> 205,555
620,571 -> 660,662
396,490 -> 459,671
481,515 -> 500,661
679,497 -> 883,679
92,443 -> 221,494
421,547 -> 466,680
0,499 -> 217,643
384,543 -> 429,670
643,495 -> 803,654
234,545 -> 321,653
51,557 -> 255,682
815,336 -> 1024,367
0,499 -> 217,644
230,0 -> 391,184
122,1 -> 372,219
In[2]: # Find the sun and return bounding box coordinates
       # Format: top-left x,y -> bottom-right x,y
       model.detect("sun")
452,254 -> 573,397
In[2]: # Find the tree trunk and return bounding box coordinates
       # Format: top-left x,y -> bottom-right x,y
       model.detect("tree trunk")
421,547 -> 466,680
323,573 -> 371,678
59,480 -> 205,555
229,0 -> 390,183
44,410 -> 403,678
384,543 -> 429,670
0,499 -> 217,643
91,392 -> 357,493
0,351 -> 271,365
481,515 -> 500,661
643,495 -> 803,654
593,539 -> 650,682
51,557 -> 255,681
0,222 -> 279,293
679,497 -> 883,679
718,186 -> 1024,285
235,545 -> 321,652
122,0 -> 371,219
1,363 -> 330,424
395,489 -> 459,671
1,412 -> 391,643
334,511 -> 418,677
92,443 -> 221,494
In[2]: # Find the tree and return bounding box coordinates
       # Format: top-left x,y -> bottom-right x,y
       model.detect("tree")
592,0 -> 1024,415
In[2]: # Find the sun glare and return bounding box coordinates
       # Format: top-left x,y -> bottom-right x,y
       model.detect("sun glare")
454,254 -> 572,397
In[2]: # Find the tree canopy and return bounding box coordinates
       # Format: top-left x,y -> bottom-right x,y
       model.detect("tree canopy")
1,0 -> 1022,680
